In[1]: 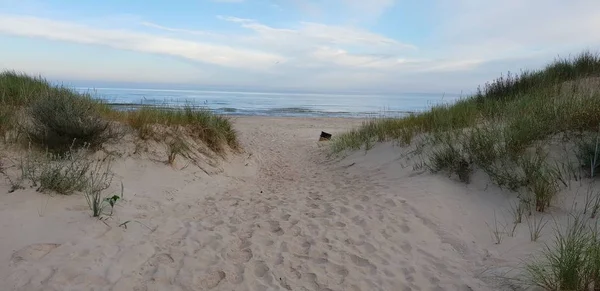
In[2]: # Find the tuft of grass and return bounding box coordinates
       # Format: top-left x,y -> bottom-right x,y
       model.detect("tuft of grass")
520,151 -> 560,212
524,216 -> 600,290
427,139 -> 473,183
583,183 -> 600,219
526,213 -> 549,242
508,198 -> 527,225
486,211 -> 507,244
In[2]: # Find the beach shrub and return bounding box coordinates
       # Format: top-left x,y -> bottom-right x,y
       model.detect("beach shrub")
26,89 -> 112,152
21,148 -> 92,195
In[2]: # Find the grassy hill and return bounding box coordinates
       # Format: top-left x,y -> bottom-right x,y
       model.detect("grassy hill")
332,51 -> 600,290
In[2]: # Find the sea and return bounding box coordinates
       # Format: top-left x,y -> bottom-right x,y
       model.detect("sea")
75,87 -> 465,118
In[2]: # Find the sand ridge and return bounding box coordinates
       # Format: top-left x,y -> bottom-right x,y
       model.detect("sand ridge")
1,117 -> 504,291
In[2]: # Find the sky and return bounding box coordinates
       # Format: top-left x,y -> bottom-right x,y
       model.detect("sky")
0,0 -> 599,94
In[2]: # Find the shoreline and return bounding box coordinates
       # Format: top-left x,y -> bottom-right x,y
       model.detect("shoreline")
103,102 -> 418,119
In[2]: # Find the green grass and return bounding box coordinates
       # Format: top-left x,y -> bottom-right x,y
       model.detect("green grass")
525,216 -> 600,290
0,71 -> 238,155
333,51 -> 600,153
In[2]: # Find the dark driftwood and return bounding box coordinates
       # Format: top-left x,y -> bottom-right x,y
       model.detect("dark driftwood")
319,131 -> 332,141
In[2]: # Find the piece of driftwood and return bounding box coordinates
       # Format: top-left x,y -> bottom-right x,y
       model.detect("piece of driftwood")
319,131 -> 332,141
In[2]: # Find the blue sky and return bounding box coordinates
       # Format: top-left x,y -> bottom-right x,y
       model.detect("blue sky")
1,0 -> 599,93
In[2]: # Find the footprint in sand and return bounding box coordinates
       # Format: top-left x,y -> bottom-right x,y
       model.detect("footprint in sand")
10,243 -> 61,265
195,270 -> 226,289
253,260 -> 270,278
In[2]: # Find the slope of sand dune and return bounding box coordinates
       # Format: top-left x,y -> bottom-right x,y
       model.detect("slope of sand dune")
0,117 -> 548,291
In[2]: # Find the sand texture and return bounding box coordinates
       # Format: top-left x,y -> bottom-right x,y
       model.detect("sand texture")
1,117 -> 552,291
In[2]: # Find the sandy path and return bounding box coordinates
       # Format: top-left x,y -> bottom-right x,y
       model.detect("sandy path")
1,117 -> 499,291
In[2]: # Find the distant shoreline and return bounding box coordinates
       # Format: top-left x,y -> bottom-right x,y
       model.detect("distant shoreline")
105,102 -> 417,118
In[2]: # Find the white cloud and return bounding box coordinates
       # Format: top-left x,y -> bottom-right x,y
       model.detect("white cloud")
0,15 -> 284,70
429,0 -> 600,60
1,0 -> 600,93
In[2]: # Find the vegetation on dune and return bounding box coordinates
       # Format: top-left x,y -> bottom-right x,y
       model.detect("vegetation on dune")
127,106 -> 238,153
0,70 -> 238,154
0,70 -> 238,215
331,51 -> 600,290
332,51 -> 600,193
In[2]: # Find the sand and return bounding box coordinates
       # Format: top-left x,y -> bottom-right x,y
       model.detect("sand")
0,117 -> 576,291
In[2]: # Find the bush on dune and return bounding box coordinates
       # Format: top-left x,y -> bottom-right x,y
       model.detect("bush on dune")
26,90 -> 113,152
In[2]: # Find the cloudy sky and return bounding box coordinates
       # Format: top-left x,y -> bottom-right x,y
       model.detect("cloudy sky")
0,0 -> 599,93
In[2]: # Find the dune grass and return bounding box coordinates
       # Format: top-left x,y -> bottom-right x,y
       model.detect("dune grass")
0,70 -> 238,154
126,106 -> 238,153
333,51 -> 600,154
332,51 -> 600,196
524,215 -> 600,290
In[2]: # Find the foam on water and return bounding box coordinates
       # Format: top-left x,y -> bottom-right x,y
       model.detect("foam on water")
76,87 -> 463,118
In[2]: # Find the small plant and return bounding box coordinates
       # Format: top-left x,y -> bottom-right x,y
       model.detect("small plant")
486,211 -> 507,244
83,158 -> 123,217
526,213 -> 548,242
506,198 -> 529,237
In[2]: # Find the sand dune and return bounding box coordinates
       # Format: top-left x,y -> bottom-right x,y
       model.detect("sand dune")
1,117 -> 545,290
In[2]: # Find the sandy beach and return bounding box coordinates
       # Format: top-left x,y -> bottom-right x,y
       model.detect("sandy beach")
0,116 -> 554,291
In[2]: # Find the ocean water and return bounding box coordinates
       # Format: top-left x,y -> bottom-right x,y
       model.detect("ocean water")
76,87 -> 463,118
